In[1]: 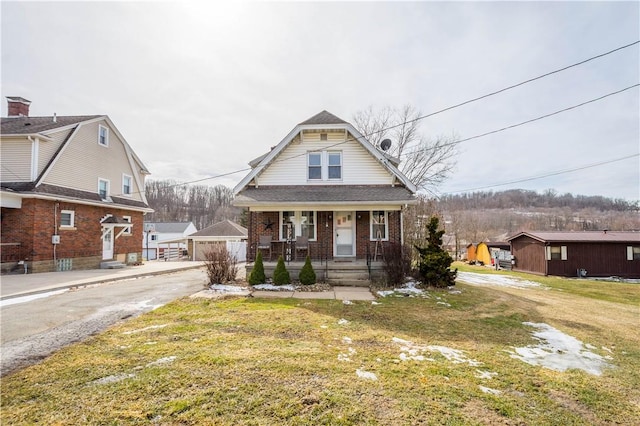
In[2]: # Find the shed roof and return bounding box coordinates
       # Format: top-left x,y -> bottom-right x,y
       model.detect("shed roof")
189,220 -> 247,238
507,231 -> 640,243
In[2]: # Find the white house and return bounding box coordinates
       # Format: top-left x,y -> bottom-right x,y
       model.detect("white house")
143,222 -> 197,260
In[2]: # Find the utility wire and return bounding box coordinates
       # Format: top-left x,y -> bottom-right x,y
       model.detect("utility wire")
400,83 -> 640,158
372,40 -> 640,138
115,41 -> 639,196
440,153 -> 639,194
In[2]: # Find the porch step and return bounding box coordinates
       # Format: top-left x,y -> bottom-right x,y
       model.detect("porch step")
100,261 -> 126,269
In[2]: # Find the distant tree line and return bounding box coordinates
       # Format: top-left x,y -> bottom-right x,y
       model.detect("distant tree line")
144,179 -> 240,230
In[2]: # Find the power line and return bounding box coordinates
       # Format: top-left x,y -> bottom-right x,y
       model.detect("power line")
115,41 -> 640,196
374,40 -> 640,138
440,153 -> 639,194
400,83 -> 639,158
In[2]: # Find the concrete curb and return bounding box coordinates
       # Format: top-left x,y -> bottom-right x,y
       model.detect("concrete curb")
0,264 -> 205,301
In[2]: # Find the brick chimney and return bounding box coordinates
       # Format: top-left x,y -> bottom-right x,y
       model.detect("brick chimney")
7,96 -> 31,117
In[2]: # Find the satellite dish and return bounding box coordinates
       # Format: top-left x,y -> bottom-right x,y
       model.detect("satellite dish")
380,139 -> 392,151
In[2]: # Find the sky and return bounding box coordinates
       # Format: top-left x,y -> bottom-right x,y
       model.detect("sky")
2,1 -> 639,202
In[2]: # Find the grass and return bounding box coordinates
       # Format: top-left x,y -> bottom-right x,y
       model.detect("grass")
2,271 -> 640,425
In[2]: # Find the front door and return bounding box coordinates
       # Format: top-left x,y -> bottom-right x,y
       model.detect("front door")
334,211 -> 355,257
102,227 -> 114,260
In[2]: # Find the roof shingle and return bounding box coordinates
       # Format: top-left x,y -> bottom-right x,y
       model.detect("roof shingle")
1,115 -> 102,135
235,185 -> 416,205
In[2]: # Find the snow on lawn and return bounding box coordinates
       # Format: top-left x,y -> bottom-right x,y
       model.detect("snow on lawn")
392,337 -> 482,366
252,284 -> 296,291
376,281 -> 429,298
91,356 -> 177,385
509,322 -> 612,376
210,284 -> 251,293
457,272 -> 543,289
123,324 -> 168,335
356,368 -> 378,380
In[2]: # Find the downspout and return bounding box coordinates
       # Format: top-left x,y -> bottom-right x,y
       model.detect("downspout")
400,205 -> 405,245
54,202 -> 58,267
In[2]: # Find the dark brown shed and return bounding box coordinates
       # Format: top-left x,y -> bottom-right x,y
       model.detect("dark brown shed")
506,231 -> 640,278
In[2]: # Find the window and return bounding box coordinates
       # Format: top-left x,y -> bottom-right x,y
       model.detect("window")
60,210 -> 75,228
280,211 -> 317,241
281,211 -> 295,240
122,215 -> 132,235
628,246 -> 640,261
328,152 -> 342,180
122,174 -> 132,196
300,211 -> 315,239
151,234 -> 158,241
98,125 -> 109,147
98,178 -> 110,200
308,153 -> 322,180
547,245 -> 567,261
370,210 -> 388,241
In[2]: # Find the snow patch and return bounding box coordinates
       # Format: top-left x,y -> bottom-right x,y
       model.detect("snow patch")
209,284 -> 250,294
475,369 -> 498,380
92,373 -> 136,385
428,345 -> 482,366
146,356 -> 177,367
509,322 -> 612,376
377,281 -> 429,298
0,289 -> 69,307
337,318 -> 349,325
252,284 -> 296,291
371,301 -> 382,305
479,385 -> 502,395
457,272 -> 543,289
342,300 -> 353,305
342,336 -> 352,344
356,369 -> 377,380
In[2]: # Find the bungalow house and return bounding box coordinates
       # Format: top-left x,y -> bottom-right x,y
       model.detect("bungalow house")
187,219 -> 248,262
233,110 -> 417,282
507,231 -> 640,278
142,222 -> 197,260
1,97 -> 152,273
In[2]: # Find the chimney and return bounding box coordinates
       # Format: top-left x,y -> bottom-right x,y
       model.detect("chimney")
7,96 -> 31,117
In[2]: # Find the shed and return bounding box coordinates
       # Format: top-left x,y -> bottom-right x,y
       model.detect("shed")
188,220 -> 248,262
506,231 -> 640,278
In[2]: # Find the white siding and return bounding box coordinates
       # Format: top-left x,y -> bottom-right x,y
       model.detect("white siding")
43,120 -> 146,202
257,131 -> 392,186
0,138 -> 32,182
37,129 -> 71,177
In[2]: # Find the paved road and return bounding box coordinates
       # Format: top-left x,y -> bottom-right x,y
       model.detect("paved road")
1,268 -> 207,376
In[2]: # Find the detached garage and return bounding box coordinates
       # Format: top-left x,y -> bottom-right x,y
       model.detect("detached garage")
507,231 -> 640,278
188,220 -> 248,262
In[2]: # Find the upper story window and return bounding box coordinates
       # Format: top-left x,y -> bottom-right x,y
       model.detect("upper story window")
307,151 -> 342,181
308,153 -> 322,180
98,125 -> 109,147
98,178 -> 110,200
122,174 -> 133,196
328,152 -> 342,180
370,210 -> 388,241
60,210 -> 75,228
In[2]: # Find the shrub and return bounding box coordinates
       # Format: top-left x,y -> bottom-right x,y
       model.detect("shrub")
273,255 -> 291,285
383,242 -> 412,286
414,216 -> 457,288
203,244 -> 238,286
248,250 -> 266,285
298,255 -> 316,285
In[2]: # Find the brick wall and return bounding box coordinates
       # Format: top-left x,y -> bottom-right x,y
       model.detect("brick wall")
1,198 -> 144,272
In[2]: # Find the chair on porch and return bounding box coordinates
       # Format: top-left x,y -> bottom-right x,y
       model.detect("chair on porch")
258,235 -> 273,260
295,236 -> 309,260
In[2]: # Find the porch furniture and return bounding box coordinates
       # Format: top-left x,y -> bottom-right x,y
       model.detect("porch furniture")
258,235 -> 273,260
295,236 -> 309,260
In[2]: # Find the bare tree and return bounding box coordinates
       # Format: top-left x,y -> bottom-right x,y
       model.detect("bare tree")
352,105 -> 457,191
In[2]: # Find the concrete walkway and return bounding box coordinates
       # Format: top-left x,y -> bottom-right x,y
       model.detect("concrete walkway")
1,261 -> 376,302
0,261 -> 206,300
251,286 -> 375,301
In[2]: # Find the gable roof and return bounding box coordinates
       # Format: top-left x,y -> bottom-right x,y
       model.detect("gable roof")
233,110 -> 417,194
146,222 -> 196,233
189,220 -> 247,238
507,231 -> 640,243
1,115 -> 102,135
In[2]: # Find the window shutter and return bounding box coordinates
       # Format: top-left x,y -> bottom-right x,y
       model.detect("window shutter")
545,246 -> 551,261
628,246 -> 634,261
561,246 -> 568,261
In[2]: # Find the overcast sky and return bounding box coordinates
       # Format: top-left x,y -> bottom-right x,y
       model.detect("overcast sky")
2,1 -> 639,201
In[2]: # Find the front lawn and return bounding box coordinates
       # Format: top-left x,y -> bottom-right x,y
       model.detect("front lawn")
2,275 -> 639,425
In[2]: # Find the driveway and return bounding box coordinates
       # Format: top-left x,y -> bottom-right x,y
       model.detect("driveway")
1,267 -> 207,377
